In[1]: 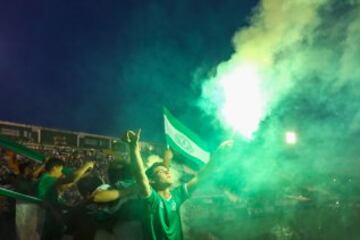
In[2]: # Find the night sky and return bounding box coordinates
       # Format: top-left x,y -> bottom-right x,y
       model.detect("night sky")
0,0 -> 258,143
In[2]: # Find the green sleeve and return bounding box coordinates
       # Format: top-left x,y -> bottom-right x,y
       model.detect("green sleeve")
144,188 -> 160,211
37,175 -> 57,200
172,184 -> 190,206
62,167 -> 74,176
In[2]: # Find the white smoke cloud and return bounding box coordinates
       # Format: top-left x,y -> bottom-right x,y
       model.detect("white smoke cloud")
200,0 -> 360,137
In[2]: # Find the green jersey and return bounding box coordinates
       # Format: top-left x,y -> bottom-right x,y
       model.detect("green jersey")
143,184 -> 189,240
37,168 -> 73,204
37,173 -> 59,204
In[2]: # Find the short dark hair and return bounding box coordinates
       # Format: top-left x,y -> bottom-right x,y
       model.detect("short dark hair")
145,162 -> 165,179
45,158 -> 64,171
77,175 -> 103,197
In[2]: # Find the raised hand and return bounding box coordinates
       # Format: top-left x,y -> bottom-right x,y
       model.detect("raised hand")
163,148 -> 173,161
163,148 -> 173,168
84,161 -> 95,171
217,139 -> 234,151
122,129 -> 141,147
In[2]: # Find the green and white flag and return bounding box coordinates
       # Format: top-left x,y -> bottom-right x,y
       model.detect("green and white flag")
163,108 -> 210,169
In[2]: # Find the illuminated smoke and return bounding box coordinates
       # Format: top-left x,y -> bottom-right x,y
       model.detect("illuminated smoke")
200,0 -> 360,141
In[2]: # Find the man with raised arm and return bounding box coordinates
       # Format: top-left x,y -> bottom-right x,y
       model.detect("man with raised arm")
123,129 -> 230,240
37,158 -> 95,240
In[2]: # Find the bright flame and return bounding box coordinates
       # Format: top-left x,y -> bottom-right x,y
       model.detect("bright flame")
218,63 -> 265,139
285,131 -> 297,144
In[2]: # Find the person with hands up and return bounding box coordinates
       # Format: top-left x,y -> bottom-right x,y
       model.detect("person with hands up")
122,129 -> 233,240
37,158 -> 95,240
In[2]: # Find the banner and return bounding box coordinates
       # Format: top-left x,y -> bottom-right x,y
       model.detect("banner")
163,108 -> 210,169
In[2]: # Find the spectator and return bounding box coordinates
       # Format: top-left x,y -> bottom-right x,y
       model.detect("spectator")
122,129 -> 231,240
67,174 -> 137,239
37,158 -> 94,240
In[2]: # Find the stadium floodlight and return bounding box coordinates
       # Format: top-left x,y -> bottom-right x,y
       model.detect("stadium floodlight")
285,131 -> 297,145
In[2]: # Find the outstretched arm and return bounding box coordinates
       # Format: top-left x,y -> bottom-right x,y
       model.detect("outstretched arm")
91,184 -> 138,203
57,161 -> 95,191
186,140 -> 233,195
123,129 -> 151,197
162,148 -> 173,168
32,163 -> 45,179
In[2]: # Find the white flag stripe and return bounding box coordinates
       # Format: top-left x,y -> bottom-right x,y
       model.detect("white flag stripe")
164,114 -> 210,164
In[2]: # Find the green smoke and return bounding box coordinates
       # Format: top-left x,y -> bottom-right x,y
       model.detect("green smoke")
200,0 -> 329,138
200,0 -> 360,171
193,0 -> 360,238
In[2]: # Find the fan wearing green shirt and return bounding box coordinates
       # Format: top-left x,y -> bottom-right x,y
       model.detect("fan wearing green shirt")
122,129 -> 230,240
37,158 -> 95,240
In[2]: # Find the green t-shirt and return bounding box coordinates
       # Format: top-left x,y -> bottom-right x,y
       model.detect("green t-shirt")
62,167 -> 74,176
37,173 -> 59,204
143,184 -> 189,240
37,168 -> 73,204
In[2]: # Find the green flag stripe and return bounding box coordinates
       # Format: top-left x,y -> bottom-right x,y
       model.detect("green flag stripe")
166,135 -> 205,169
163,107 -> 209,151
164,111 -> 210,163
0,187 -> 42,204
0,134 -> 45,162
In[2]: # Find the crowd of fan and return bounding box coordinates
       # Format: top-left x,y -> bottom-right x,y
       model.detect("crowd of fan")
0,146 -> 121,199
0,142 -> 144,239
28,144 -> 127,179
2,138 -> 360,240
0,140 -> 198,240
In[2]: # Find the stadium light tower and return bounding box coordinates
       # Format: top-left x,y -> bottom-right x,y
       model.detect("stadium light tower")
285,131 -> 297,145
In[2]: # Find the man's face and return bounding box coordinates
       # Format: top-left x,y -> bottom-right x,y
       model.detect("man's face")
52,165 -> 63,178
152,165 -> 173,188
